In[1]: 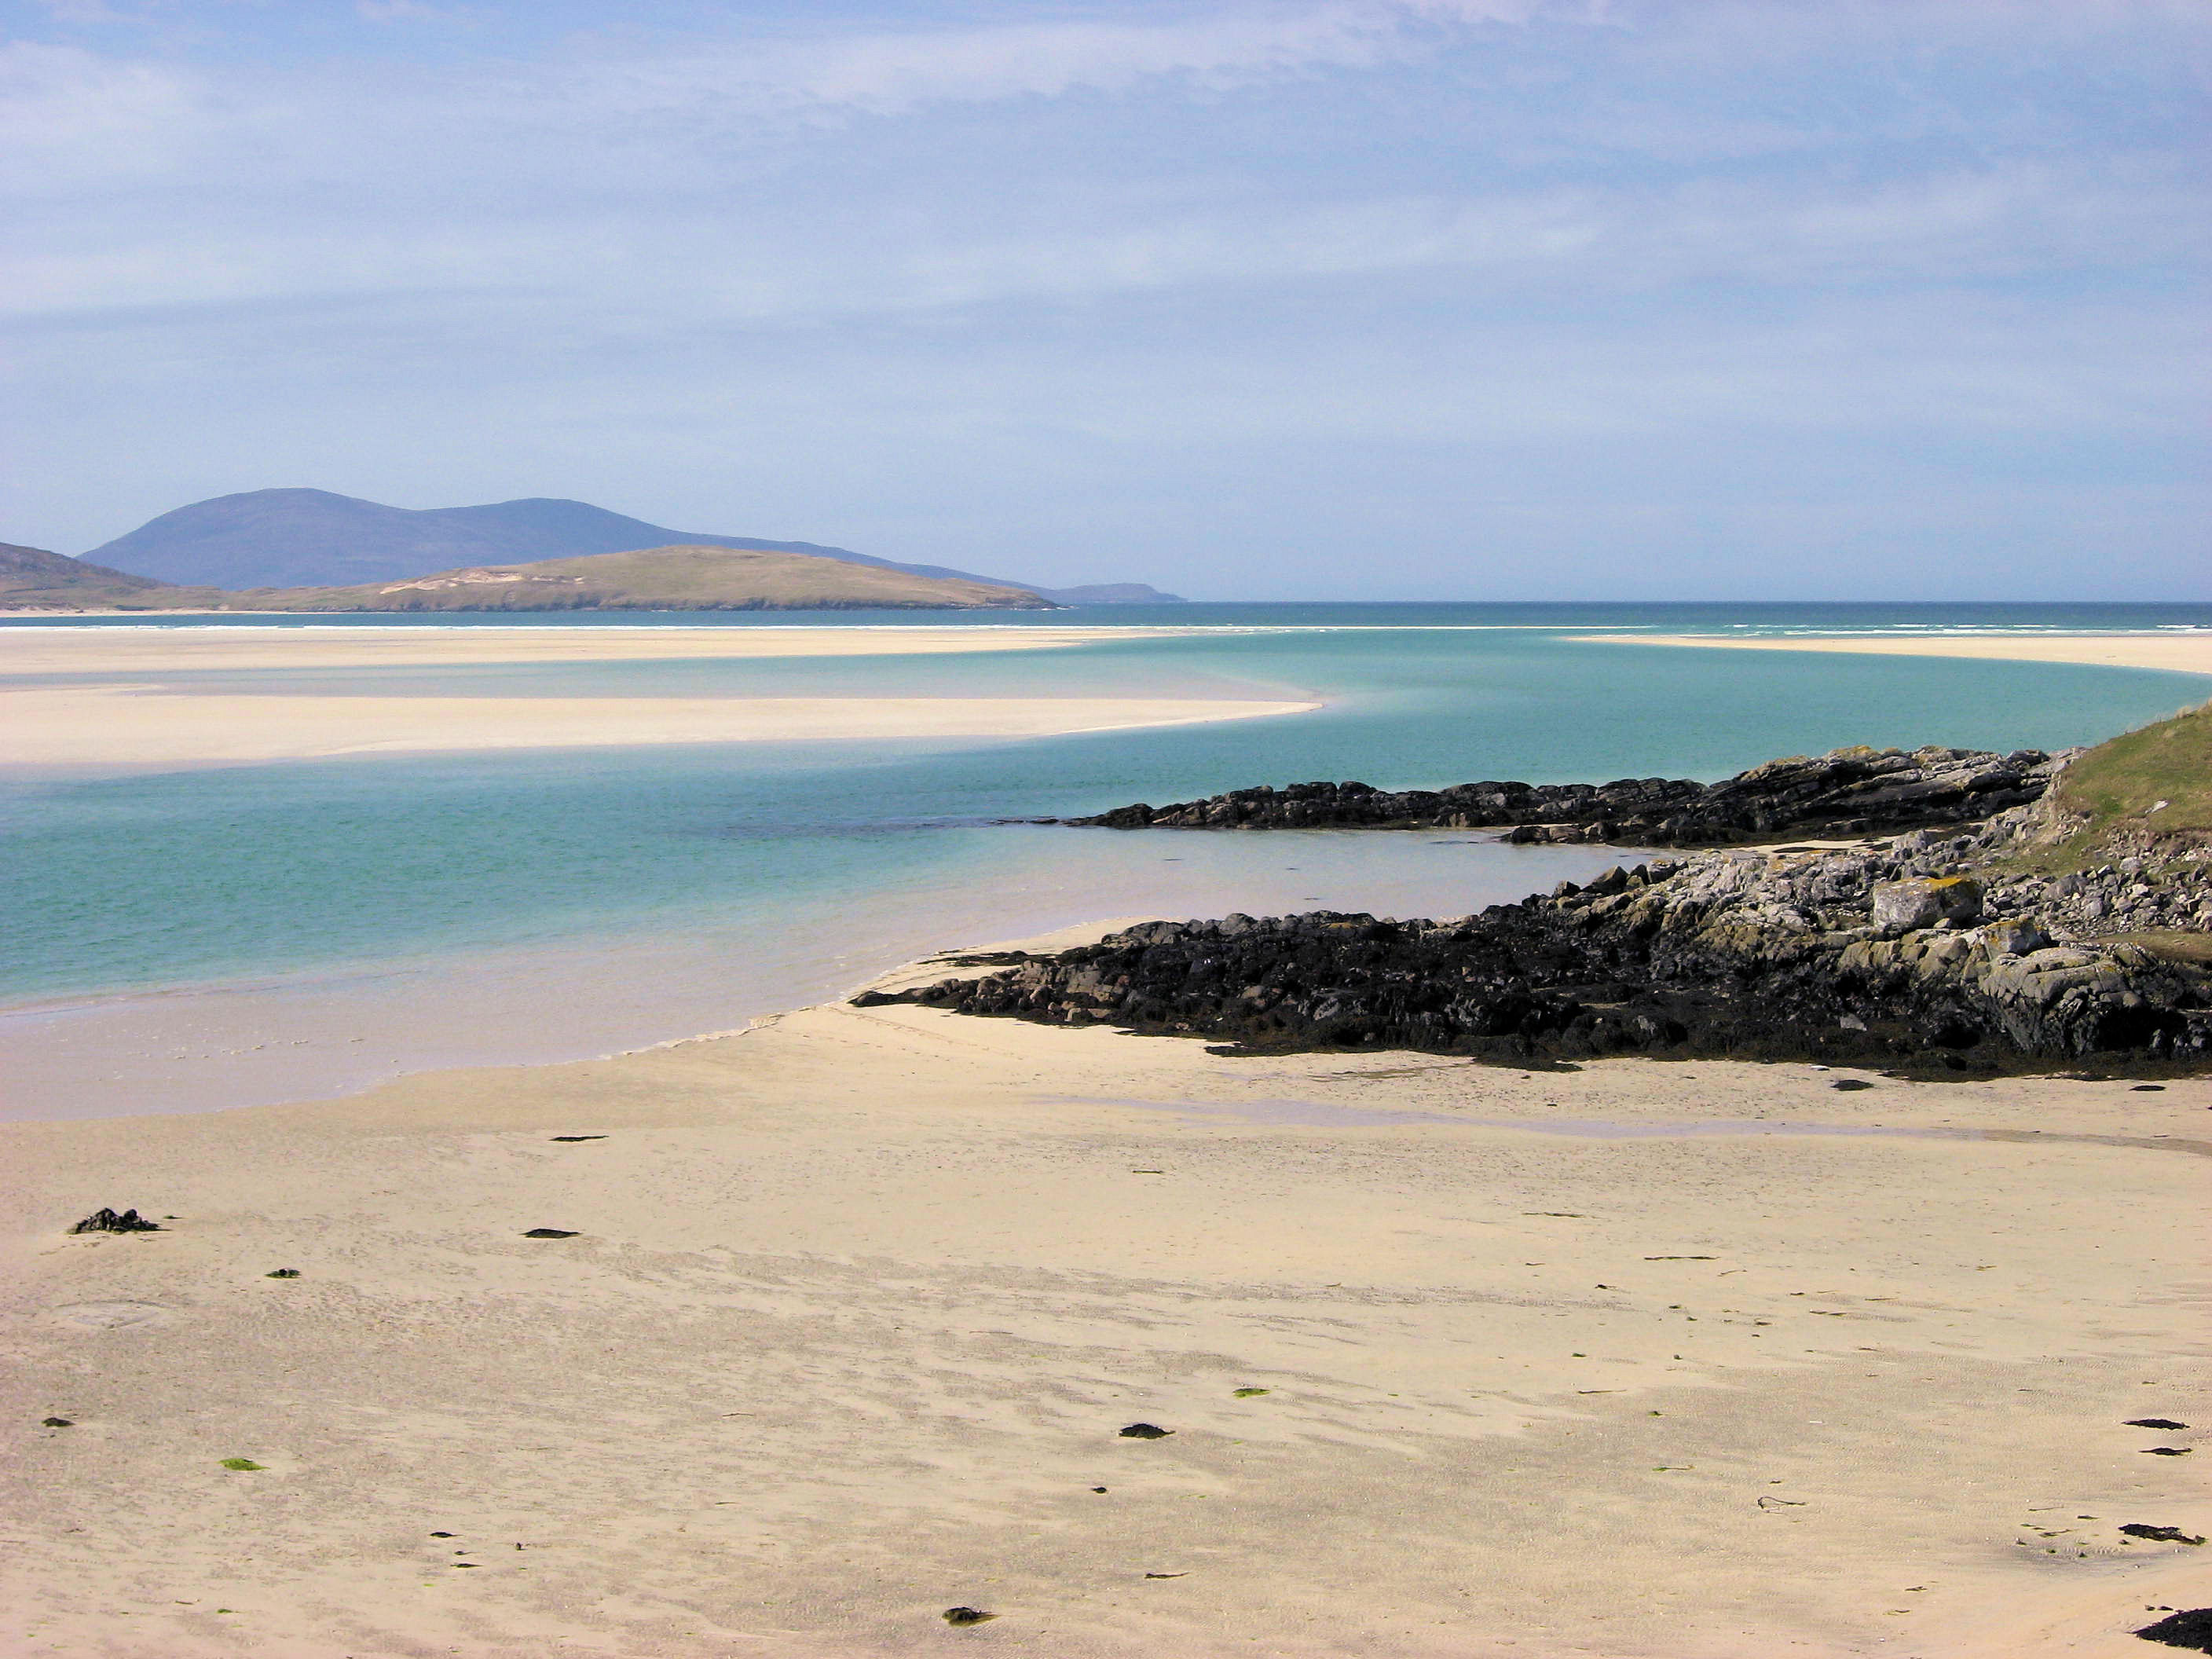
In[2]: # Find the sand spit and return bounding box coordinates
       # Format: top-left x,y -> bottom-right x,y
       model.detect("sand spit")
2,950 -> 2205,1657
0,624 -> 1162,676
0,683 -> 1317,769
0,623 -> 1313,769
1572,632 -> 2212,678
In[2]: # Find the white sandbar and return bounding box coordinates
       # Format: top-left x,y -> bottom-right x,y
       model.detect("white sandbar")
0,683 -> 1316,767
0,624 -> 1160,676
1572,632 -> 2212,676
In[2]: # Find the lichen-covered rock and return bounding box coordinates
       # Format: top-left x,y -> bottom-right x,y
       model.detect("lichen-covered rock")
1871,875 -> 1983,935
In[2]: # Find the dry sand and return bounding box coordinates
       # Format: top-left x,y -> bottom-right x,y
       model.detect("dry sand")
0,683 -> 1317,768
0,624 -> 1313,769
1572,633 -> 2212,678
3,936 -> 2205,1657
0,625 -> 1161,676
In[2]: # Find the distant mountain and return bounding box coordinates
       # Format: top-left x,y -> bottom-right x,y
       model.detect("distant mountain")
86,489 -> 1182,604
0,541 -> 203,610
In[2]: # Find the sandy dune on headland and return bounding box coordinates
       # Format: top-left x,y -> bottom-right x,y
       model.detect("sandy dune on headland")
2,937 -> 2203,1657
0,683 -> 1317,768
1573,632 -> 2212,677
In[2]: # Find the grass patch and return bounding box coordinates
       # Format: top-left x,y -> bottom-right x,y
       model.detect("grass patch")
2051,701 -> 2212,851
218,1457 -> 266,1471
2093,929 -> 2212,967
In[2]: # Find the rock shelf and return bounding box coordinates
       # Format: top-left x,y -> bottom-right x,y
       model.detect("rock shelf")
864,784 -> 2212,1073
1063,744 -> 2066,847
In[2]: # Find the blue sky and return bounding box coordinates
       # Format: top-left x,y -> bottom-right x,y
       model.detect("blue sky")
2,0 -> 2206,598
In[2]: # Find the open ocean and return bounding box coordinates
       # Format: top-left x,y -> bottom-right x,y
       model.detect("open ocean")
5,602 -> 2209,1119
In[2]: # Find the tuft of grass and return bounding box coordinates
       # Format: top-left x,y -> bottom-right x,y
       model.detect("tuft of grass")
1232,1387 -> 1271,1397
218,1458 -> 266,1471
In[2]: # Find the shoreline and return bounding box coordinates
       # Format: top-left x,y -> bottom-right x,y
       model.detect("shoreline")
1570,631 -> 2212,677
0,834 -> 1632,1125
3,936 -> 2204,1657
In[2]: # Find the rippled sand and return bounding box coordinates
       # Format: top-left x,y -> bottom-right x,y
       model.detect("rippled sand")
2,931 -> 2203,1657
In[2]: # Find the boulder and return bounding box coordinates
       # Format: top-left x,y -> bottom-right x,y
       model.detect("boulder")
1871,876 -> 1983,936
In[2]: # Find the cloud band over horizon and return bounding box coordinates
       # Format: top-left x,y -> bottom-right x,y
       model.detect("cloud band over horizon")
3,0 -> 2207,599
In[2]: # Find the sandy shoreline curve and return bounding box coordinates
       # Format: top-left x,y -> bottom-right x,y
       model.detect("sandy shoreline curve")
0,624 -> 1170,676
0,623 -> 1320,770
2,929 -> 2203,1657
1570,631 -> 2212,677
0,683 -> 1319,769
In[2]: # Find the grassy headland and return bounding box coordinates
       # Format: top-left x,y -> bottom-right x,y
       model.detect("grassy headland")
2,542 -> 1055,613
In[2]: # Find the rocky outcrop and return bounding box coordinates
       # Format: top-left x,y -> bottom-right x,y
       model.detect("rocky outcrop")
858,805 -> 2212,1074
1063,745 -> 2067,848
69,1208 -> 161,1234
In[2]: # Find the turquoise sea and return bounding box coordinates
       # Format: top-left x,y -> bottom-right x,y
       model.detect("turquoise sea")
5,602 -> 2209,1119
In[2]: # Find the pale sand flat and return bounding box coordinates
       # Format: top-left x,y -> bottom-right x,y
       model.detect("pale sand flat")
1568,632 -> 2212,678
0,685 -> 1318,768
2,966 -> 2204,1657
0,624 -> 1163,677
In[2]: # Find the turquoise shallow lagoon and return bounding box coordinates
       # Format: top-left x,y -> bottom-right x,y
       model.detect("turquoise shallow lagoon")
4,602 -> 2208,1118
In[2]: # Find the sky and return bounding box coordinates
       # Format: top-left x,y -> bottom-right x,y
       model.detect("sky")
2,1 -> 2207,599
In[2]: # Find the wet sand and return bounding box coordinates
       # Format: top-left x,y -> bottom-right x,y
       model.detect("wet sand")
2,932 -> 2204,1657
1574,632 -> 2212,678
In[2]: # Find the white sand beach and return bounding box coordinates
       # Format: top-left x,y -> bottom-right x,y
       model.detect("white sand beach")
2,936 -> 2203,1658
0,625 -> 1314,769
0,683 -> 1317,768
1573,633 -> 2212,678
0,625 -> 1163,677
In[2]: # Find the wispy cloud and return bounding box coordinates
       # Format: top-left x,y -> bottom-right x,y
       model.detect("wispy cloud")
0,41 -> 206,191
2,0 -> 2205,593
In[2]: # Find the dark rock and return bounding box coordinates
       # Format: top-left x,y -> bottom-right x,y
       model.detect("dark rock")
41,1418 -> 72,1428
941,1606 -> 997,1625
549,1135 -> 606,1142
70,1208 -> 161,1234
859,832 -> 2212,1072
2142,1447 -> 2193,1456
2129,1419 -> 2191,1430
521,1228 -> 580,1239
1060,745 -> 2065,848
2134,1084 -> 2167,1092
891,742 -> 2212,1075
265,1269 -> 301,1279
1144,1572 -> 1188,1578
2136,1607 -> 2212,1650
1829,1079 -> 1877,1091
2120,1525 -> 2206,1544
1119,1423 -> 1174,1439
